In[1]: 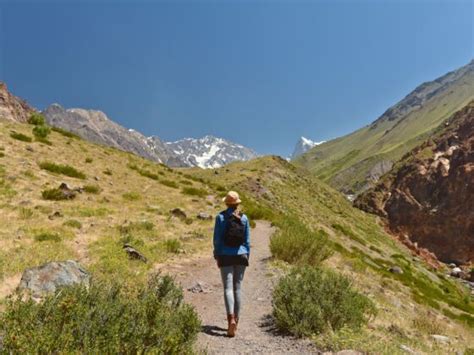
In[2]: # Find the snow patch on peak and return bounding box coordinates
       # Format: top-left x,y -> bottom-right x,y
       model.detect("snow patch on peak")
291,136 -> 325,159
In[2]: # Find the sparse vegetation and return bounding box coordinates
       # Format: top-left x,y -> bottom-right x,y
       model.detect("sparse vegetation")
34,231 -> 61,242
18,207 -> 34,219
164,239 -> 182,253
273,267 -> 376,337
51,126 -> 80,139
0,275 -> 200,353
83,184 -> 101,194
10,131 -> 32,142
122,192 -> 141,201
63,219 -> 82,229
181,187 -> 207,197
39,161 -> 86,179
32,125 -> 51,139
42,187 -> 73,201
103,168 -> 113,176
161,179 -> 179,189
85,157 -> 93,163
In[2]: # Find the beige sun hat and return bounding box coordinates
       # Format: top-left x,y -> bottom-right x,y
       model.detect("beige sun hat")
223,191 -> 242,205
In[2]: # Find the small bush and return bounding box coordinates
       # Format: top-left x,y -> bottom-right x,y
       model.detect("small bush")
10,131 -> 32,142
129,164 -> 160,180
412,312 -> 444,334
0,275 -> 200,353
51,126 -> 80,139
42,188 -> 72,201
83,185 -> 101,194
32,125 -> 51,139
34,136 -> 53,146
270,217 -> 333,266
19,207 -> 34,219
181,187 -> 207,197
122,192 -> 141,201
180,179 -> 193,186
0,152 -> 4,158
63,219 -> 82,229
34,232 -> 61,242
85,157 -> 93,163
39,161 -> 86,179
161,179 -> 179,189
28,113 -> 46,125
273,267 -> 376,337
164,239 -> 182,253
103,168 -> 113,176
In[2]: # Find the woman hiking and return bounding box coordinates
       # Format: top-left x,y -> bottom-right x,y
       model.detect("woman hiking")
213,191 -> 250,337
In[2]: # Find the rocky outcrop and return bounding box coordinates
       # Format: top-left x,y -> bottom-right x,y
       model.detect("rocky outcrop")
355,101 -> 474,264
18,260 -> 90,298
0,82 -> 36,123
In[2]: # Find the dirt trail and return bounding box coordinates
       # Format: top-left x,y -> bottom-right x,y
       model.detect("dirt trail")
159,221 -> 317,354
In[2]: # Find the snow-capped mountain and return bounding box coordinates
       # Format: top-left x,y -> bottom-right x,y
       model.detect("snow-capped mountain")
291,137 -> 325,159
43,104 -> 257,168
165,135 -> 259,169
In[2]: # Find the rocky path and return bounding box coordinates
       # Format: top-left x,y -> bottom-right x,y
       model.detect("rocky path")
159,221 -> 317,354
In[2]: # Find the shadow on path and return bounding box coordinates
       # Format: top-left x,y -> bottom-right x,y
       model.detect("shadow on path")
201,325 -> 228,338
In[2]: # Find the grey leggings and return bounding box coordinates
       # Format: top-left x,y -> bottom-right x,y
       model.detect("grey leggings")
220,265 -> 246,316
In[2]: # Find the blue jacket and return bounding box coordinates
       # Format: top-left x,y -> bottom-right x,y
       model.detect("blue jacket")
213,208 -> 250,258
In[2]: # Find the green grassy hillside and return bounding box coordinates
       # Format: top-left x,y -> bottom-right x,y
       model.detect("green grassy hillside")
192,158 -> 473,353
295,61 -> 474,194
0,118 -> 472,353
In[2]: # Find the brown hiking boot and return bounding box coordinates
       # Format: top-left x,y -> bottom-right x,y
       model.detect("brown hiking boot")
227,314 -> 237,337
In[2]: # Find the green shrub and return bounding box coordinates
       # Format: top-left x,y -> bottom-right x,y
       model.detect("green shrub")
181,187 -> 207,197
128,164 -> 160,180
34,136 -> 53,146
122,192 -> 141,201
34,232 -> 61,242
42,188 -> 71,201
161,179 -> 179,189
0,275 -> 200,354
164,239 -> 182,253
39,161 -> 86,179
83,185 -> 101,194
85,157 -> 93,163
63,219 -> 82,229
273,267 -> 376,337
32,125 -> 51,139
19,207 -> 34,219
270,216 -> 333,266
27,113 -> 46,125
10,131 -> 32,142
51,126 -> 80,139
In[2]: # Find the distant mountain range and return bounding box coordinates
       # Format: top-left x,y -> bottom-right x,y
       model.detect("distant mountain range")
42,103 -> 257,168
294,59 -> 474,194
291,137 -> 324,159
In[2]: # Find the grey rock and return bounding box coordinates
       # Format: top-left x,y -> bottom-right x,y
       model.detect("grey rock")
400,344 -> 417,354
188,281 -> 213,293
197,212 -> 212,220
430,334 -> 450,343
389,266 -> 403,274
123,244 -> 147,263
18,260 -> 90,298
170,208 -> 187,220
48,211 -> 63,220
448,263 -> 457,268
450,267 -> 463,277
26,146 -> 34,152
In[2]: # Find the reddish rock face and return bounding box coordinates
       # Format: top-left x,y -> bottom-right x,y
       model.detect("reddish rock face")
355,101 -> 474,264
0,82 -> 36,123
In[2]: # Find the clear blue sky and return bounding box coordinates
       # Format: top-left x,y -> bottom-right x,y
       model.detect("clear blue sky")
0,0 -> 472,156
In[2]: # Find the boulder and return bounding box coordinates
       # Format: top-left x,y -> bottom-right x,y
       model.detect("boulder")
430,334 -> 449,343
188,281 -> 213,294
450,267 -> 463,278
18,260 -> 90,298
123,244 -> 147,263
170,208 -> 187,220
197,212 -> 212,220
389,266 -> 403,274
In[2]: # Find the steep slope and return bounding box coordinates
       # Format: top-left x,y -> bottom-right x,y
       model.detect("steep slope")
291,136 -> 324,159
0,82 -> 36,123
295,59 -> 474,194
355,101 -> 474,264
43,103 -> 185,166
165,135 -> 258,168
